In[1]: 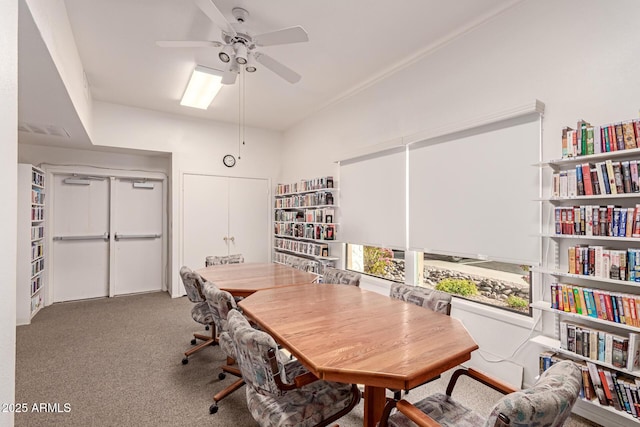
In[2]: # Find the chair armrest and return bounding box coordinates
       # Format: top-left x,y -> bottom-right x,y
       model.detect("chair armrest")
394,400 -> 442,427
446,368 -> 518,397
292,371 -> 319,388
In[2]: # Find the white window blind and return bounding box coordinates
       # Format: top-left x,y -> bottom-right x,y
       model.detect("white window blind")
339,148 -> 405,250
408,113 -> 541,265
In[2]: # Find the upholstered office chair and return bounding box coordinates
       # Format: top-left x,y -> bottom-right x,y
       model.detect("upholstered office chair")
390,283 -> 452,315
225,309 -> 361,427
379,360 -> 582,427
201,282 -> 245,415
389,284 -> 453,399
321,267 -> 361,286
205,253 -> 245,267
179,266 -> 218,365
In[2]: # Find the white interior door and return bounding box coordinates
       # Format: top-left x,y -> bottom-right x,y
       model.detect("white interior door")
112,178 -> 164,295
183,174 -> 229,269
228,177 -> 269,262
51,175 -> 110,302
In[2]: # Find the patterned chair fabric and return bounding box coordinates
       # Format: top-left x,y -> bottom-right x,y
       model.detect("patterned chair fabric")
178,266 -> 217,364
180,266 -> 205,302
390,283 -> 452,315
385,360 -> 582,427
321,267 -> 361,286
206,253 -> 245,266
202,282 -> 237,339
226,310 -> 360,427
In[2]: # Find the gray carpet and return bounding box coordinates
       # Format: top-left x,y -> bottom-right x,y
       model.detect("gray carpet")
15,291 -> 600,426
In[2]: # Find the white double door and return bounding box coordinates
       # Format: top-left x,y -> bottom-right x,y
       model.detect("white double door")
182,174 -> 269,270
51,174 -> 165,302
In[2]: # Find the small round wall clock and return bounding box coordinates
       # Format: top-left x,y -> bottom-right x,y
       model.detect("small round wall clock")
223,154 -> 236,168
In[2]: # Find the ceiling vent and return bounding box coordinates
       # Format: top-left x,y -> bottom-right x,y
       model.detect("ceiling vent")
18,122 -> 70,138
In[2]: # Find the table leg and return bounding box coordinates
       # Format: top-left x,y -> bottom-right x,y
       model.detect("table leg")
363,385 -> 386,427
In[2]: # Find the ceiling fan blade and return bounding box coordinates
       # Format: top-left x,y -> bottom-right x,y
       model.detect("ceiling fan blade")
156,40 -> 222,48
254,52 -> 301,84
194,0 -> 236,36
253,26 -> 309,47
221,62 -> 238,85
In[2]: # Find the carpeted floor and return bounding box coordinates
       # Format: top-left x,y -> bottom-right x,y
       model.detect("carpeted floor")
15,291 -> 601,426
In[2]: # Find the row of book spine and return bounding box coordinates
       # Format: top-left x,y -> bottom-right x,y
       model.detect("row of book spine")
274,237 -> 329,257
275,176 -> 334,196
552,159 -> 640,198
272,252 -> 335,275
562,119 -> 640,159
566,245 -> 640,281
554,205 -> 640,238
541,352 -> 640,417
31,170 -> 44,187
274,208 -> 334,223
30,225 -> 44,241
551,283 -> 640,327
274,223 -> 336,241
274,192 -> 335,208
559,320 -> 638,371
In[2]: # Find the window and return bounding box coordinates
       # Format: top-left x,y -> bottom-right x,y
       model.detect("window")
421,252 -> 531,316
347,244 -> 405,283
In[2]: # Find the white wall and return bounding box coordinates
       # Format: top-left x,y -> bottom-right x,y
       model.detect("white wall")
1,1 -> 18,425
281,0 -> 640,406
90,101 -> 283,296
24,0 -> 92,138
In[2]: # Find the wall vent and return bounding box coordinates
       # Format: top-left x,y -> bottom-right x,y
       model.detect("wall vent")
18,122 -> 70,138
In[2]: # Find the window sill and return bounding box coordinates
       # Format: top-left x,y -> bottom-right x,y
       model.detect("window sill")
451,298 -> 534,329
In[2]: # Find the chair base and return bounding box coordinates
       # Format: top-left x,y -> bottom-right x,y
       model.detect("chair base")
182,324 -> 217,364
210,358 -> 244,414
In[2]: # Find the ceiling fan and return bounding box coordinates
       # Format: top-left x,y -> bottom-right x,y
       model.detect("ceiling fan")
156,0 -> 309,85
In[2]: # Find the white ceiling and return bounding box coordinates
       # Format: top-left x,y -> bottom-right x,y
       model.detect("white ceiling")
20,0 -> 521,146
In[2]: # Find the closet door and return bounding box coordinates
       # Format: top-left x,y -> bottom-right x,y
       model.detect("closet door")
228,177 -> 269,262
112,178 -> 164,295
183,174 -> 229,269
51,176 -> 110,302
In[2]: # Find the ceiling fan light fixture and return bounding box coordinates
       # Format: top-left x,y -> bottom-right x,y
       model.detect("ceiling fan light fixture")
180,65 -> 223,109
219,45 -> 233,63
245,53 -> 257,72
234,42 -> 248,65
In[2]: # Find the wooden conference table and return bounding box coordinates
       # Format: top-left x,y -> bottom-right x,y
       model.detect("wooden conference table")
196,262 -> 319,297
239,284 -> 479,427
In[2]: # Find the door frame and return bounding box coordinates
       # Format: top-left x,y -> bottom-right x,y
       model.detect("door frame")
43,165 -> 168,305
178,171 -> 272,297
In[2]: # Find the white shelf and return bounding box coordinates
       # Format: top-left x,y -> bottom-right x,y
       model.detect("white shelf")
534,267 -> 640,288
17,164 -> 46,325
274,221 -> 338,226
274,204 -> 337,210
274,234 -> 340,244
531,335 -> 640,378
574,396 -> 640,425
540,193 -> 640,202
275,188 -> 339,197
531,301 -> 640,333
538,148 -> 640,168
273,247 -> 339,261
541,233 -> 640,242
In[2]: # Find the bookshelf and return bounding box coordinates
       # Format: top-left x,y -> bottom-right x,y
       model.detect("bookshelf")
534,118 -> 640,424
273,176 -> 339,275
16,164 -> 46,325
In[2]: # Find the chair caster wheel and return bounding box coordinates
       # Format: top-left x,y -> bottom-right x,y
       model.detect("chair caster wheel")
205,325 -> 210,331
191,338 -> 197,345
218,372 -> 226,380
182,357 -> 189,365
209,404 -> 218,414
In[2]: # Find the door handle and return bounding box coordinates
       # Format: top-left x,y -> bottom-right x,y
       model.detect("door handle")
53,232 -> 109,241
223,237 -> 228,242
114,233 -> 161,241
229,236 -> 235,243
